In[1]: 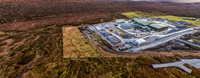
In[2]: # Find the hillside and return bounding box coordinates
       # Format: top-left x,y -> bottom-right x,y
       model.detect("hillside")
0,1 -> 200,31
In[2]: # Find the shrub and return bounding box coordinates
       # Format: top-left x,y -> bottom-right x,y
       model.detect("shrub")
17,54 -> 36,65
34,66 -> 48,74
0,42 -> 7,46
9,52 -> 16,57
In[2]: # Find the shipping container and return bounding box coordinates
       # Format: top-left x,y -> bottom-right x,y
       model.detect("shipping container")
130,41 -> 137,46
143,36 -> 150,40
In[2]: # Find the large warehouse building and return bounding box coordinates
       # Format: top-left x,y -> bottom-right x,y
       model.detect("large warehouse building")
133,18 -> 153,26
149,23 -> 169,31
133,18 -> 169,31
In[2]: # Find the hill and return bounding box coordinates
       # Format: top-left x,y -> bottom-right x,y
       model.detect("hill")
0,1 -> 200,32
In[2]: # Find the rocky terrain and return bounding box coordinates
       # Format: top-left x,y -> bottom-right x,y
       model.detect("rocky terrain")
143,40 -> 190,52
180,31 -> 200,45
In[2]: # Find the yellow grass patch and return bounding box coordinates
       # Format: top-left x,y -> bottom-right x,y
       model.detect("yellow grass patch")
152,15 -> 195,24
99,72 -> 112,78
122,11 -> 197,25
0,31 -> 5,34
62,27 -> 99,58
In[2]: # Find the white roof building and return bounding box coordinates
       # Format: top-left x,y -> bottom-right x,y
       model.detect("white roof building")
135,39 -> 146,45
160,22 -> 176,28
95,26 -> 101,31
116,19 -> 126,24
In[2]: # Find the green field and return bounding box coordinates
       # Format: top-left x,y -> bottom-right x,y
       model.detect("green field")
152,15 -> 195,24
194,20 -> 200,26
122,12 -> 199,26
122,12 -> 152,18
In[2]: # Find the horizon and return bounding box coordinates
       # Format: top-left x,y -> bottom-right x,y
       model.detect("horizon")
133,0 -> 200,3
85,0 -> 200,3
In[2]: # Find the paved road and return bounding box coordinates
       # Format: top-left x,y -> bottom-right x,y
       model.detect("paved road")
174,39 -> 200,48
128,28 -> 197,52
151,61 -> 192,73
152,59 -> 200,73
193,19 -> 199,24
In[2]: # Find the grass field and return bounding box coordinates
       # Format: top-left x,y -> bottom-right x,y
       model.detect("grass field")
0,31 -> 5,34
194,20 -> 200,26
122,11 -> 198,25
59,56 -> 200,78
152,15 -> 196,24
62,27 -> 99,59
122,12 -> 152,18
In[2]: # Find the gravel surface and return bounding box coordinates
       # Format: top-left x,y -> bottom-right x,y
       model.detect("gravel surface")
180,31 -> 200,45
143,40 -> 191,52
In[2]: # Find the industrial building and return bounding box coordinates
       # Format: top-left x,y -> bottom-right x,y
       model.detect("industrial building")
120,23 -> 133,29
132,18 -> 169,31
107,36 -> 121,44
101,31 -> 110,37
149,23 -> 169,31
115,19 -> 126,24
155,18 -> 164,21
135,38 -> 147,45
86,26 -> 94,32
133,18 -> 153,26
115,31 -> 125,35
132,19 -> 151,31
176,21 -> 188,25
95,26 -> 101,31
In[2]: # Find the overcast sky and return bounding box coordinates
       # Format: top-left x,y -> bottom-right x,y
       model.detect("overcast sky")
171,0 -> 200,3
132,0 -> 200,3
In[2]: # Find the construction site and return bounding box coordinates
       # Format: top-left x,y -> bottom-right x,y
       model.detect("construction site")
82,17 -> 199,53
